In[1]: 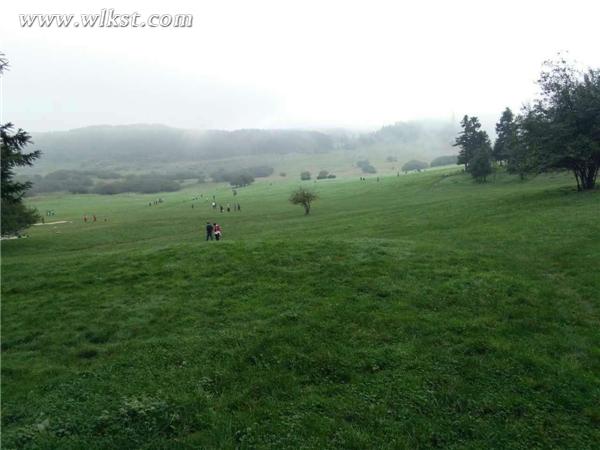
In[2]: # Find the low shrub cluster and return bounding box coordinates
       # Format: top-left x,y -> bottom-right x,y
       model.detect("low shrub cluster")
356,160 -> 377,174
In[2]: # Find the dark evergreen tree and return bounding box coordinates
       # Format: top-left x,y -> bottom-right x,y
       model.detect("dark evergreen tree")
0,53 -> 7,73
454,115 -> 488,170
493,107 -> 516,163
469,142 -> 493,183
505,115 -> 530,180
1,123 -> 42,235
454,115 -> 494,182
1,53 -> 42,235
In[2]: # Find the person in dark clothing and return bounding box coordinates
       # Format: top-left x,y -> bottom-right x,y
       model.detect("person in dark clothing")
206,222 -> 214,241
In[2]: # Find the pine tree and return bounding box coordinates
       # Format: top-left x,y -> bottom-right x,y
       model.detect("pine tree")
1,54 -> 42,235
454,115 -> 488,171
469,142 -> 493,183
1,124 -> 42,235
493,108 -> 516,164
454,115 -> 493,182
505,115 -> 530,180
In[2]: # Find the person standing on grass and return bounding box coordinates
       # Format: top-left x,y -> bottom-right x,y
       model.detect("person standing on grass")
214,223 -> 222,241
206,222 -> 214,241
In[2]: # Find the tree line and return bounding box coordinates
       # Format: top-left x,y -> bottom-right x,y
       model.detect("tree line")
455,58 -> 599,190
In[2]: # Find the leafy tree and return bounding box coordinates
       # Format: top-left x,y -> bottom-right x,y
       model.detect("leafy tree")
493,108 -> 517,163
430,155 -> 458,167
211,166 -> 271,184
228,173 -> 254,187
1,124 -> 42,235
401,160 -> 428,173
300,171 -> 311,180
356,160 -> 377,174
522,58 -> 600,190
289,188 -> 318,215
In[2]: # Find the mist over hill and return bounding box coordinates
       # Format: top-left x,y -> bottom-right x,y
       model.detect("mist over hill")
31,125 -> 335,165
29,120 -> 459,170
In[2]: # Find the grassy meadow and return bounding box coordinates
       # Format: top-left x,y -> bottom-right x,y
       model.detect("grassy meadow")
2,168 -> 599,449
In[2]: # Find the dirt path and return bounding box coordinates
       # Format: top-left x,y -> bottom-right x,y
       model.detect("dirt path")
33,221 -> 72,226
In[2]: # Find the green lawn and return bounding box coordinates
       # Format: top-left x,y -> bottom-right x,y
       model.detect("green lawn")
2,169 -> 599,449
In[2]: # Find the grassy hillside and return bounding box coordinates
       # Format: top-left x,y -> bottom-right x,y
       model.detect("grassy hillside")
2,169 -> 599,449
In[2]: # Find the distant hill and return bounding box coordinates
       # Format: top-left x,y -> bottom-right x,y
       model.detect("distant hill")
29,120 -> 460,169
31,124 -> 336,165
351,119 -> 459,154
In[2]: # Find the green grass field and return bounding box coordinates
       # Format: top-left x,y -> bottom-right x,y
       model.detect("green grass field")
2,169 -> 599,449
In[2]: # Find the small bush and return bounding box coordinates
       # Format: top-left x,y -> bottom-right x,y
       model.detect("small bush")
356,160 -> 377,174
402,160 -> 429,172
430,155 -> 458,167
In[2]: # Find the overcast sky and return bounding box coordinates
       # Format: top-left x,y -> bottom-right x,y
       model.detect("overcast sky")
1,0 -> 599,132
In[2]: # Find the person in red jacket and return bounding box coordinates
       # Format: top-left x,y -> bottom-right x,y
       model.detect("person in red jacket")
214,223 -> 222,241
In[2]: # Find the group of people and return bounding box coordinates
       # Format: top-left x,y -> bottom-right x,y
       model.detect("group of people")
205,222 -> 223,241
148,198 -> 164,206
211,202 -> 241,213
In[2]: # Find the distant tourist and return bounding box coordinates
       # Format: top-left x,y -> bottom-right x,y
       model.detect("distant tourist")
227,204 -> 231,212
205,222 -> 214,241
214,223 -> 222,241
220,205 -> 224,213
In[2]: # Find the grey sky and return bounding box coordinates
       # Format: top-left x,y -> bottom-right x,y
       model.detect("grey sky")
1,0 -> 599,132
